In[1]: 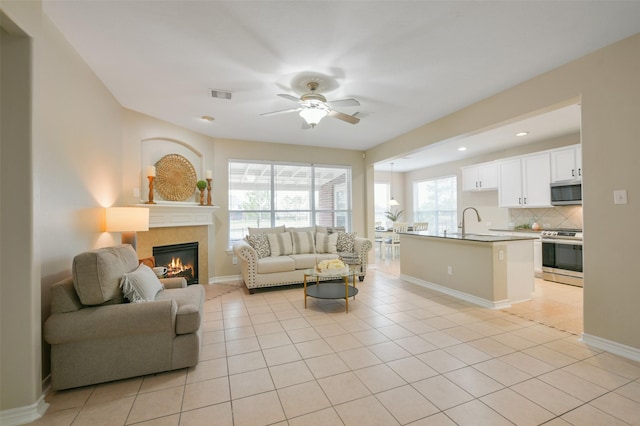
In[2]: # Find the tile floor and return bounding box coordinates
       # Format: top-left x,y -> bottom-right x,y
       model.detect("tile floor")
35,263 -> 639,425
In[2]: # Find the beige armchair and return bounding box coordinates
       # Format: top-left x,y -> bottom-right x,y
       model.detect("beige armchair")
44,245 -> 204,390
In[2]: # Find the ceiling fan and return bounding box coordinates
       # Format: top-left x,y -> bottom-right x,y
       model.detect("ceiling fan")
261,82 -> 360,128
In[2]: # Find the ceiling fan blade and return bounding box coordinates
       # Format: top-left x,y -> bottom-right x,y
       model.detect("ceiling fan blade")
261,107 -> 301,117
327,98 -> 360,108
277,94 -> 300,102
328,110 -> 360,124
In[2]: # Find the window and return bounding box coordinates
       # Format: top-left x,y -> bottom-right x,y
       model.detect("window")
374,183 -> 391,225
413,176 -> 457,234
228,161 -> 351,243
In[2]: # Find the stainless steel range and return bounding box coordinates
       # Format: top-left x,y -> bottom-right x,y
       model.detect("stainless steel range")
540,229 -> 583,287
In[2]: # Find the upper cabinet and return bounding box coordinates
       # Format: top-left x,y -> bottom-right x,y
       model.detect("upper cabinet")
550,145 -> 582,182
461,162 -> 498,191
498,153 -> 551,208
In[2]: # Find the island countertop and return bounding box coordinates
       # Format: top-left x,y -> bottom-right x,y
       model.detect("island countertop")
401,231 -> 538,243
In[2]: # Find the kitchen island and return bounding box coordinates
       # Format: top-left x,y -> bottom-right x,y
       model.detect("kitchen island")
399,231 -> 537,309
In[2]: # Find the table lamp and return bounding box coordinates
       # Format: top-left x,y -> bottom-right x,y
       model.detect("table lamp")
105,207 -> 149,250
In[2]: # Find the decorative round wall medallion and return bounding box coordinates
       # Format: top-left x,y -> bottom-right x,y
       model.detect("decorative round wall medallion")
154,154 -> 197,201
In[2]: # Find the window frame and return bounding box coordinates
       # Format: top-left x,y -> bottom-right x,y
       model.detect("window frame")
413,174 -> 458,235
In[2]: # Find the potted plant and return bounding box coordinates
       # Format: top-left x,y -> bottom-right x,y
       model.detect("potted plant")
196,180 -> 207,205
384,208 -> 404,223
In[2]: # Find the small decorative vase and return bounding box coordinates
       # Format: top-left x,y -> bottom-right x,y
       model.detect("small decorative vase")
199,188 -> 205,206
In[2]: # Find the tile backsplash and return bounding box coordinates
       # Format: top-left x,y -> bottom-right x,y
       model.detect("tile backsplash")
509,205 -> 583,230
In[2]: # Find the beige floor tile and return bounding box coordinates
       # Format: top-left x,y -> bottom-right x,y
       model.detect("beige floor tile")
182,376 -> 230,411
127,387 -> 183,424
139,370 -> 187,394
227,350 -> 266,375
250,311 -> 279,324
257,331 -> 292,349
480,388 -> 555,425
466,337 -> 516,358
590,391 -> 640,424
314,323 -> 348,338
277,381 -> 332,418
376,324 -> 414,340
394,335 -> 437,355
336,347 -> 382,370
386,356 -> 438,383
491,331 -> 539,351
354,364 -> 406,393
287,326 -> 321,343
304,353 -> 350,379
229,368 -> 275,399
45,387 -> 94,413
521,345 -> 577,368
224,335 -> 261,356
318,372 -> 371,405
351,329 -> 389,346
405,412 -> 457,425
561,360 -> 630,390
412,375 -> 474,410
224,325 -> 255,341
376,385 -> 439,424
444,343 -> 493,365
85,378 -> 142,406
511,378 -> 583,415
444,399 -> 512,426
178,402 -> 232,426
287,407 -> 344,426
186,357 -> 228,384
499,351 -> 555,376
615,380 -> 640,403
539,369 -> 609,402
338,317 -> 373,333
333,395 -> 400,426
252,320 -> 285,336
324,333 -> 363,352
419,330 -> 463,349
68,396 -> 134,426
200,342 -> 226,360
561,403 -> 629,425
584,352 -> 640,380
269,360 -> 315,388
366,341 -> 411,362
416,349 -> 467,373
543,337 -> 601,360
445,366 -> 504,397
231,391 -> 286,426
263,344 -> 303,366
295,339 -> 334,359
473,358 -> 532,386
280,317 -> 311,331
29,407 -> 80,425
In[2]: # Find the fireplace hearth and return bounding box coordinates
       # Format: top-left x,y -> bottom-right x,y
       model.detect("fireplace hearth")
153,242 -> 199,285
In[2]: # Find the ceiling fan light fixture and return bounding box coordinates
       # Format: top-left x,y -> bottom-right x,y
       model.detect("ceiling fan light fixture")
299,105 -> 329,127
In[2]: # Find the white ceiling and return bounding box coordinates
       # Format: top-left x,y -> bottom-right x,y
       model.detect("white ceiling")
43,1 -> 640,170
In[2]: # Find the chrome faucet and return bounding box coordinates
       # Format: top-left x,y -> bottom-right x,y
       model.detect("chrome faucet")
459,207 -> 482,236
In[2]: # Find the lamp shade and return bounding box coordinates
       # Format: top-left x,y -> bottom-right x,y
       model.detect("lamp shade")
389,198 -> 400,207
299,106 -> 329,127
105,207 -> 149,232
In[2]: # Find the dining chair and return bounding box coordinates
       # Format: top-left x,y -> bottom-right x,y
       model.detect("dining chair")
383,222 -> 408,260
413,222 -> 429,231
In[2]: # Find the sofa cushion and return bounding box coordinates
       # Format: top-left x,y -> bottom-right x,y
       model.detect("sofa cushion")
246,233 -> 271,258
73,244 -> 139,305
248,225 -> 285,235
267,232 -> 293,256
292,231 -> 315,254
285,226 -> 316,234
336,232 -> 357,252
290,253 -> 339,270
257,256 -> 296,274
155,285 -> 204,334
120,264 -> 164,303
315,232 -> 338,254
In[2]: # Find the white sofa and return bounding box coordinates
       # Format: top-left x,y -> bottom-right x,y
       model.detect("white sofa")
233,226 -> 372,293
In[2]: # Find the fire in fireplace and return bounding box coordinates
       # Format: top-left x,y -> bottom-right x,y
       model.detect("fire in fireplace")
153,242 -> 199,285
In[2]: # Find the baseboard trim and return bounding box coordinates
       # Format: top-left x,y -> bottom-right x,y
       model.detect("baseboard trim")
209,275 -> 241,284
400,274 -> 511,310
581,333 -> 640,363
0,394 -> 49,426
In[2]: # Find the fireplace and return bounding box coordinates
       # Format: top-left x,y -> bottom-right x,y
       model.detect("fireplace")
153,242 -> 199,285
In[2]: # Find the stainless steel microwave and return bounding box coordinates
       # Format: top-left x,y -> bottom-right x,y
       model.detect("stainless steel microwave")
550,182 -> 582,205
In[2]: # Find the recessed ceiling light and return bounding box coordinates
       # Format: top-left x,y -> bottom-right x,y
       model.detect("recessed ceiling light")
516,131 -> 529,137
201,115 -> 215,122
457,147 -> 467,151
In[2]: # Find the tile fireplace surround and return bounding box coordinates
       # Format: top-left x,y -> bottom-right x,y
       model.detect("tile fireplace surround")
134,203 -> 218,284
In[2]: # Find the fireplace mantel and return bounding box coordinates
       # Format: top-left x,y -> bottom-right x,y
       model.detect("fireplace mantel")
133,203 -> 219,228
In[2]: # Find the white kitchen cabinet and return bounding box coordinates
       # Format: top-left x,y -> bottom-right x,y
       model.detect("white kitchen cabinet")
461,163 -> 498,191
551,145 -> 582,182
498,153 -> 551,208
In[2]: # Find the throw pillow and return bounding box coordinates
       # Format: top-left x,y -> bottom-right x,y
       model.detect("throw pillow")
327,226 -> 346,234
292,231 -> 315,254
267,232 -> 293,257
336,232 -> 356,252
246,233 -> 271,258
119,264 -> 164,303
315,232 -> 338,254
248,225 -> 285,236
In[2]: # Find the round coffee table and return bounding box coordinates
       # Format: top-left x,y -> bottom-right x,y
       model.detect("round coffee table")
303,269 -> 358,313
